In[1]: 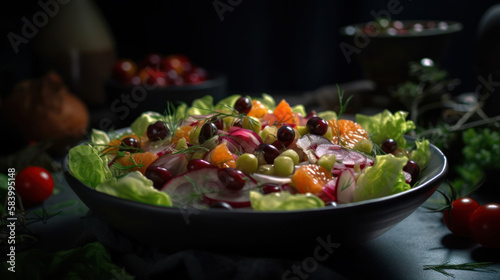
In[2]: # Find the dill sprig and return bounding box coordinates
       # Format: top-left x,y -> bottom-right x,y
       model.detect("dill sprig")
423,261 -> 496,278
336,84 -> 353,120
173,145 -> 210,155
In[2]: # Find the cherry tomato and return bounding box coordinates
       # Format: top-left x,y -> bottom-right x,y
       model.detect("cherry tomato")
443,197 -> 480,237
16,166 -> 54,204
469,203 -> 500,249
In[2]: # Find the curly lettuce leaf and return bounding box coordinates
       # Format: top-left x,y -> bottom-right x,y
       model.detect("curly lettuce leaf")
96,171 -> 172,207
254,93 -> 276,110
410,138 -> 430,169
291,104 -> 306,116
354,154 -> 410,202
356,110 -> 415,148
187,95 -> 214,115
250,191 -> 324,211
214,94 -> 241,111
130,111 -> 165,136
317,110 -> 337,121
90,129 -> 110,152
69,145 -> 112,188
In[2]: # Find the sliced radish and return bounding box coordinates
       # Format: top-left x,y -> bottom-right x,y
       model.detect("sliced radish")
161,167 -> 256,208
315,144 -> 348,160
318,177 -> 338,203
296,134 -> 332,152
150,153 -> 188,177
337,169 -> 356,204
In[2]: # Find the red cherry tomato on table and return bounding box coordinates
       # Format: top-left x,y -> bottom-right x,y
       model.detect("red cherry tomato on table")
469,203 -> 500,249
443,197 -> 480,237
16,166 -> 54,205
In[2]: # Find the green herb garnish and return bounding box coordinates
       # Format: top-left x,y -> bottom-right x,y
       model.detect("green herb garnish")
423,261 -> 496,278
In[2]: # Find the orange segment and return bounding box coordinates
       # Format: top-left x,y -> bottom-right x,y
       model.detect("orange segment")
273,99 -> 297,125
209,142 -> 236,168
102,133 -> 140,155
292,164 -> 332,194
328,119 -> 369,149
248,100 -> 268,118
115,151 -> 158,175
172,125 -> 194,144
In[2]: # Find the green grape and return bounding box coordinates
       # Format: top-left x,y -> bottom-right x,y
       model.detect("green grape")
273,156 -> 294,177
279,149 -> 300,165
236,153 -> 259,174
242,116 -> 261,134
317,154 -> 336,172
257,164 -> 275,175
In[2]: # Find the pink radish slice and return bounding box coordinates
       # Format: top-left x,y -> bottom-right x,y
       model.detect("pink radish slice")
150,153 -> 188,177
315,144 -> 348,160
337,169 -> 356,204
319,178 -> 338,203
296,134 -> 332,152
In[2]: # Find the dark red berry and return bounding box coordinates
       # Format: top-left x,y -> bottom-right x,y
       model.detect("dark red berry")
306,117 -> 328,135
217,168 -> 247,191
199,122 -> 218,143
234,96 -> 252,114
403,160 -> 420,184
186,159 -> 212,171
209,116 -> 224,130
255,143 -> 280,164
277,125 -> 295,146
381,138 -> 398,153
262,184 -> 281,194
120,137 -> 140,153
147,121 -> 168,141
145,166 -> 172,189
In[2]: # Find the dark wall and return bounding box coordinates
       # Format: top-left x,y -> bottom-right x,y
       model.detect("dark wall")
1,0 -> 498,97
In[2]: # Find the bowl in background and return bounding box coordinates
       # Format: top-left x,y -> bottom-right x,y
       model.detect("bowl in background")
63,134 -> 447,256
340,20 -> 462,93
104,73 -> 227,128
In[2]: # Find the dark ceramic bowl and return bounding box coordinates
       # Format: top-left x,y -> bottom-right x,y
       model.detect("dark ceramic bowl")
339,20 -> 462,92
104,73 -> 227,128
64,135 -> 447,256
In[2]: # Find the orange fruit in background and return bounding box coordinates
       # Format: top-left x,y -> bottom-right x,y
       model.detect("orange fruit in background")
273,99 -> 297,125
248,100 -> 268,118
115,151 -> 158,175
172,125 -> 194,144
328,119 -> 369,149
210,142 -> 236,168
102,134 -> 140,155
292,164 -> 332,194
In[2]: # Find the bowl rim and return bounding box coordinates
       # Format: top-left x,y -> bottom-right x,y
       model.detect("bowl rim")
64,130 -> 448,216
339,19 -> 463,38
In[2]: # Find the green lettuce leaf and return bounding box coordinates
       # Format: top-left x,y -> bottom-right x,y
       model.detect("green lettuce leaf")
187,95 -> 214,115
90,129 -> 110,152
214,94 -> 241,111
69,145 -> 112,188
354,154 -> 410,202
292,104 -> 306,116
317,110 -> 337,121
250,191 -> 324,211
130,111 -> 165,136
0,242 -> 132,280
410,138 -> 430,169
254,93 -> 276,110
356,110 -> 415,148
96,171 -> 172,207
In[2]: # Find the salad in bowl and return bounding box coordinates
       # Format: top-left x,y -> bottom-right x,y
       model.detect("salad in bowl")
67,93 -> 431,212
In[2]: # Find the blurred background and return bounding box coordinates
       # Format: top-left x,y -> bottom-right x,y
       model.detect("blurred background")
1,0 -> 498,96
1,0 -> 499,158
